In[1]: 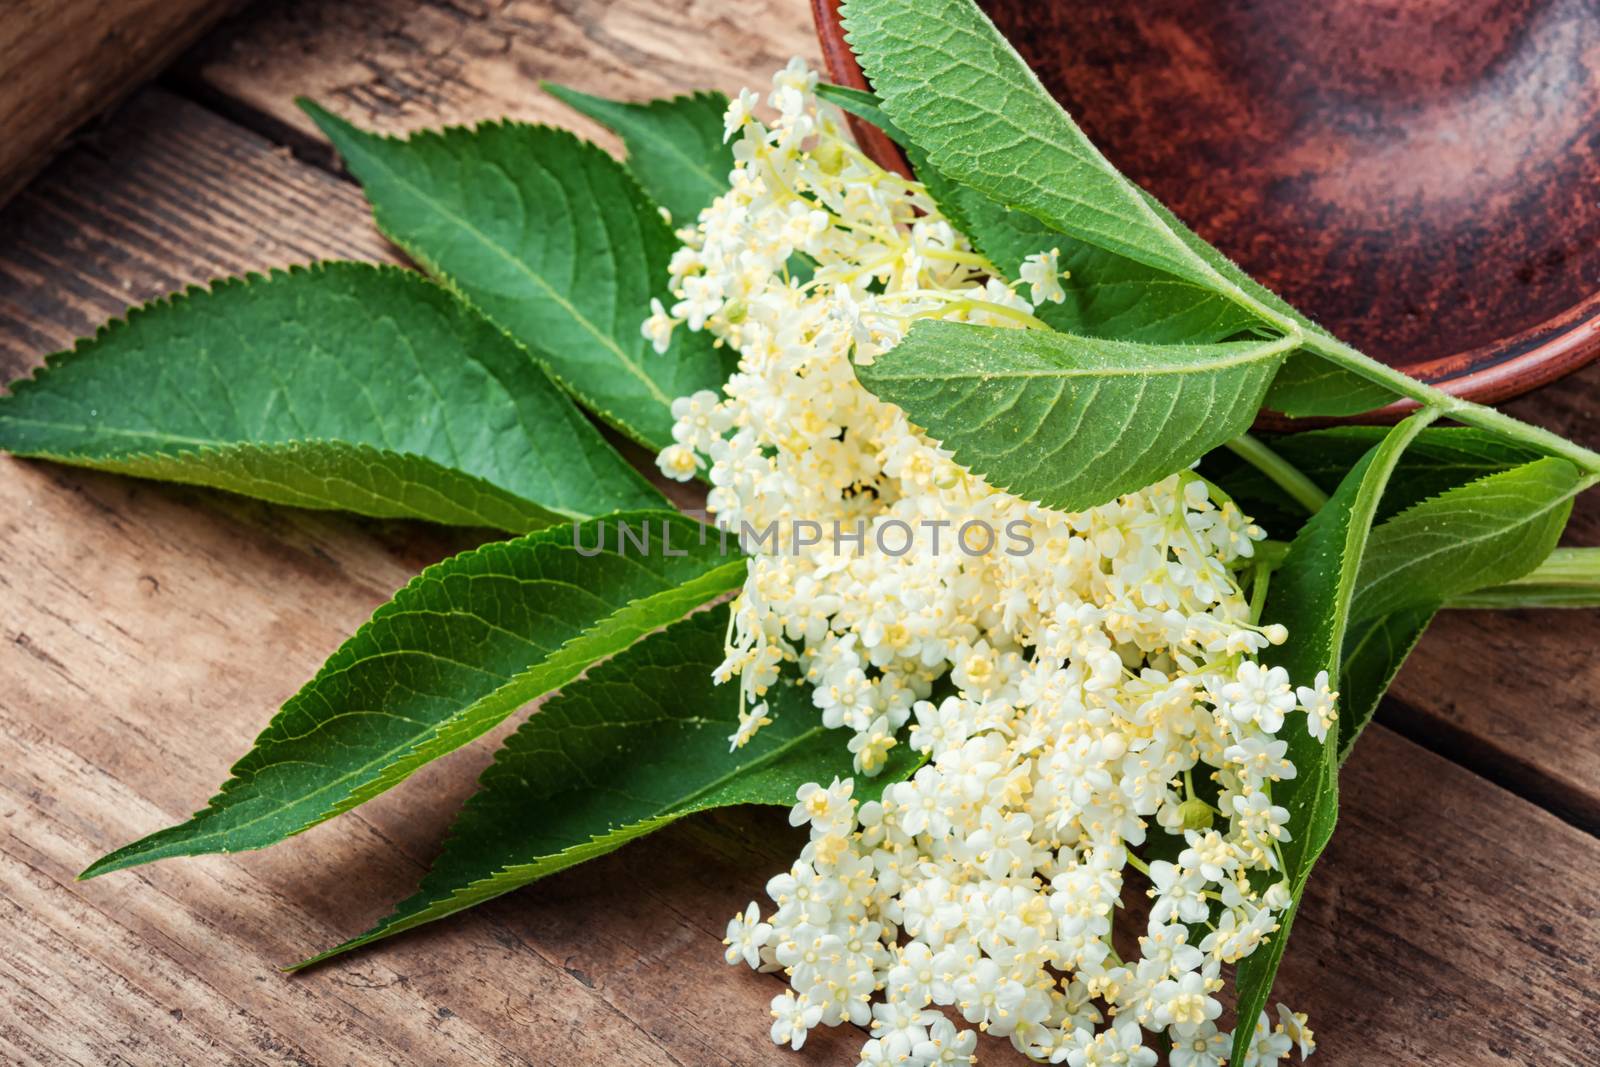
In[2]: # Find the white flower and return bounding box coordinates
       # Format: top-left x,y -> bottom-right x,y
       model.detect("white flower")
1296,670 -> 1338,743
727,702 -> 771,750
656,443 -> 700,481
724,87 -> 758,141
1150,970 -> 1221,1036
723,901 -> 771,968
1065,1021 -> 1158,1067
790,777 -> 855,833
658,63 -> 1315,1062
769,991 -> 822,1050
1170,1022 -> 1229,1067
913,1017 -> 978,1064
1221,662 -> 1298,733
1240,1009 -> 1294,1065
641,296 -> 677,353
1018,247 -> 1067,304
1276,1003 -> 1316,1059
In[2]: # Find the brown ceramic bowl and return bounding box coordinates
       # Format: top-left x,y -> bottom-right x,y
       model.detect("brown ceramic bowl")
813,0 -> 1600,418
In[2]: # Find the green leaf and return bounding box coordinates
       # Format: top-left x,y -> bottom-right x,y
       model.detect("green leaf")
81,511 -> 748,879
1350,457 -> 1582,622
0,263 -> 660,529
1336,604 -> 1436,762
1447,547 -> 1600,609
1203,427 -> 1546,538
839,0 -> 1235,293
855,319 -> 1294,511
542,84 -> 733,226
302,101 -> 736,450
1239,410 -> 1436,1062
819,81 -> 1257,348
296,605 -> 922,966
1264,350 -> 1398,417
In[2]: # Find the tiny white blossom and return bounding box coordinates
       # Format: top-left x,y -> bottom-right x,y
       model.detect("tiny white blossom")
723,901 -> 771,968
1296,670 -> 1339,743
654,64 -> 1316,1062
1276,1003 -> 1316,1059
1018,247 -> 1068,304
769,991 -> 822,1050
641,297 -> 677,354
723,87 -> 758,141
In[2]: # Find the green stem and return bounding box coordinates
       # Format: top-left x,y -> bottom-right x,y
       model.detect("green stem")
1223,433 -> 1329,513
1446,547 -> 1600,609
1125,852 -> 1152,878
1296,331 -> 1600,474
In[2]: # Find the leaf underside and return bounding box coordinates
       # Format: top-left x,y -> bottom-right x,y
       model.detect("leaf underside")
303,101 -> 737,451
297,606 -> 923,967
0,262 -> 661,529
82,512 -> 748,879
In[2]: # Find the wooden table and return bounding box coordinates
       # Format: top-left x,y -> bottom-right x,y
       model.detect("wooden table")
1,2 -> 1596,1063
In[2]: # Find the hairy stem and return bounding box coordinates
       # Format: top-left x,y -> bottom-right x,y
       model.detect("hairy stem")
1295,332 -> 1600,474
1223,433 -> 1329,513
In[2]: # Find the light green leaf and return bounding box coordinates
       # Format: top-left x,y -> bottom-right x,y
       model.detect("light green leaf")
296,606 -> 922,966
542,84 -> 733,226
1336,605 -> 1437,762
855,319 -> 1294,511
81,512 -> 748,879
1447,547 -> 1600,609
838,0 -> 1232,293
1264,350 -> 1398,417
302,101 -> 736,450
819,82 -> 1258,347
1351,457 -> 1581,622
0,263 -> 660,529
1238,409 -> 1436,1062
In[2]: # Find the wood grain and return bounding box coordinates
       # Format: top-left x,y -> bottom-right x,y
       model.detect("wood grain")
0,0 -> 243,208
179,0 -> 821,165
0,2 -> 1596,1063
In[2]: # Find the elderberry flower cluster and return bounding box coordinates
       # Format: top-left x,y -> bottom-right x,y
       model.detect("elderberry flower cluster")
652,60 -> 1329,1066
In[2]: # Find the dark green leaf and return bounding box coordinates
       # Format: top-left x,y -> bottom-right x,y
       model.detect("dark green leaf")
297,605 -> 921,966
1351,457 -> 1581,621
1336,605 -> 1436,762
0,263 -> 660,529
542,84 -> 733,226
302,101 -> 736,450
1203,426 -> 1546,538
1239,410 -> 1436,1062
81,512 -> 747,879
839,0 -> 1235,292
855,319 -> 1294,511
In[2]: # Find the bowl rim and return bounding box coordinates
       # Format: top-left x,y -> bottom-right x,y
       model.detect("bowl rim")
809,0 -> 1600,422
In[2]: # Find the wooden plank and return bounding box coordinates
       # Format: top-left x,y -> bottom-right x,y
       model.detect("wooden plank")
178,0 -> 820,161
1273,728 -> 1600,1064
0,0 -> 243,207
0,89 -> 399,381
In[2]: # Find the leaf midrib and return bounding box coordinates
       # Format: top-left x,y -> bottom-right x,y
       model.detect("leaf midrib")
869,333 -> 1296,382
356,140 -> 673,411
